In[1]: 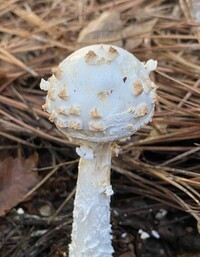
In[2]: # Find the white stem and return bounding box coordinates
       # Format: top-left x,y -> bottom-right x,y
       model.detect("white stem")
69,142 -> 114,257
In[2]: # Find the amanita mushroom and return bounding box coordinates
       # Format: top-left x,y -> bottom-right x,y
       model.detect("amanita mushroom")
40,44 -> 157,257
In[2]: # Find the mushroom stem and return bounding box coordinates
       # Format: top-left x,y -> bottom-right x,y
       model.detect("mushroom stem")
69,142 -> 114,257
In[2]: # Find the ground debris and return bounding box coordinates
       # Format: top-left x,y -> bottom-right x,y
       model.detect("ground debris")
78,10 -> 123,47
0,154 -> 40,217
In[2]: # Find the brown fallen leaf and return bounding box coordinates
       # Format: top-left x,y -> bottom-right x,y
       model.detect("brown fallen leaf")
0,154 -> 40,217
77,10 -> 123,47
123,18 -> 158,50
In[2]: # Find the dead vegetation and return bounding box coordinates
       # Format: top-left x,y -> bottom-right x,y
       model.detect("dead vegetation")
0,0 -> 200,256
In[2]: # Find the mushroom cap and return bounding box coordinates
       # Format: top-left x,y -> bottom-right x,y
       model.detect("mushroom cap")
40,44 -> 157,142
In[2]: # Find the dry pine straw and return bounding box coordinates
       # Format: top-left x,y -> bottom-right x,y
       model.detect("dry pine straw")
0,0 -> 200,250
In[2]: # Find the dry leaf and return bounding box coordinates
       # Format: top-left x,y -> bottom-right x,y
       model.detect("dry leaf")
78,11 -> 123,47
0,154 -> 40,217
123,18 -> 158,50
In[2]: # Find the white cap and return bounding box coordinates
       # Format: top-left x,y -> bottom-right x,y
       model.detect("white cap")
40,44 -> 157,142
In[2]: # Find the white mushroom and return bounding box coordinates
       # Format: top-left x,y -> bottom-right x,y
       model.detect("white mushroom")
40,44 -> 157,257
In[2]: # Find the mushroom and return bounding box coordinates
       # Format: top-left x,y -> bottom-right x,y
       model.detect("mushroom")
40,44 -> 157,257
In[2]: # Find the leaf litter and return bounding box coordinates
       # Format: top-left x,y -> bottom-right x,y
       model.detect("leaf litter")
0,154 -> 40,217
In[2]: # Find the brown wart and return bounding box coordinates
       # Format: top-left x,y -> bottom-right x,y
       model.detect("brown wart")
56,119 -> 67,128
97,57 -> 106,64
47,87 -> 56,101
143,77 -> 154,93
84,50 -> 98,64
42,102 -> 50,113
132,80 -> 143,96
97,91 -> 109,101
107,46 -> 119,61
108,46 -> 118,54
150,92 -> 158,103
135,103 -> 148,117
51,66 -> 62,79
90,108 -> 101,119
99,45 -> 104,51
49,111 -> 57,122
70,105 -> 81,116
89,122 -> 105,132
58,107 -> 69,116
68,120 -> 82,130
58,88 -> 69,100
